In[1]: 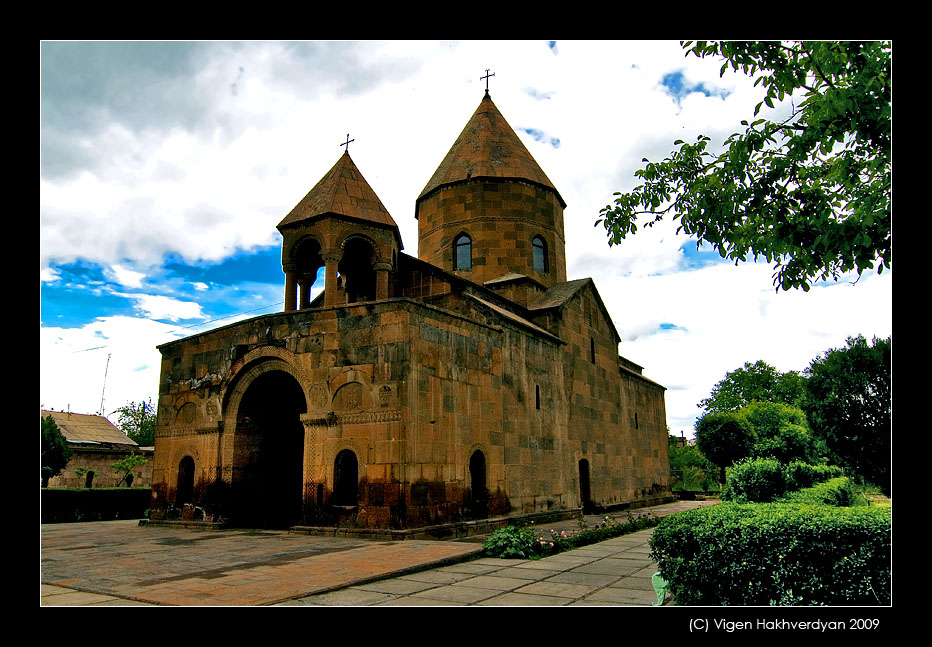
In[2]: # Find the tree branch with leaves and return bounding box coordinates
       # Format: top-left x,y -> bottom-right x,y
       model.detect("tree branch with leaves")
596,41 -> 891,291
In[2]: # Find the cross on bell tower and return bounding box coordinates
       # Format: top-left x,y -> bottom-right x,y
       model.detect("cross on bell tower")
340,133 -> 354,153
481,69 -> 495,94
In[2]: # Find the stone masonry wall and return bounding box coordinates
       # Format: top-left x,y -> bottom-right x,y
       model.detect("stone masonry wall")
150,287 -> 669,528
417,179 -> 567,288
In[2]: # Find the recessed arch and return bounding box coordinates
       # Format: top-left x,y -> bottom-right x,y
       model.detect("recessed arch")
291,234 -> 324,274
224,347 -> 309,415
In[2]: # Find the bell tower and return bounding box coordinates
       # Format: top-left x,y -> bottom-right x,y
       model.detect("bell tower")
415,90 -> 567,290
278,146 -> 402,310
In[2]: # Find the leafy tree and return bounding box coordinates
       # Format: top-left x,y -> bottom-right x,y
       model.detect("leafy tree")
112,452 -> 148,487
699,360 -> 807,413
668,434 -> 718,491
741,400 -> 819,464
694,411 -> 754,482
41,414 -> 73,486
596,41 -> 891,291
113,399 -> 157,446
802,335 -> 890,493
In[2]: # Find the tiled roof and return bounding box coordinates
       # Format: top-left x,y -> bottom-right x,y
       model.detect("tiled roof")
529,278 -> 622,344
41,410 -> 137,447
528,278 -> 591,311
418,93 -> 565,207
464,294 -> 563,344
278,151 -> 399,231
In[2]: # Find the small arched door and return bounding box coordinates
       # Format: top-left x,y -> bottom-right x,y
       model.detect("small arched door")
177,456 -> 195,505
332,449 -> 359,506
469,450 -> 488,519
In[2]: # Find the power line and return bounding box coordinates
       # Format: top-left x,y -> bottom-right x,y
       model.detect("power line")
68,300 -> 285,354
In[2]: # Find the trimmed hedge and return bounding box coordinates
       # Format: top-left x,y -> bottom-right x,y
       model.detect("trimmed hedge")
41,488 -> 151,523
781,477 -> 859,507
722,457 -> 787,503
784,461 -> 844,491
723,458 -> 845,504
649,503 -> 891,605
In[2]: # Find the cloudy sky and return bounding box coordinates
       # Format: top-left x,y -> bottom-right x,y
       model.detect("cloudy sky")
40,40 -> 892,437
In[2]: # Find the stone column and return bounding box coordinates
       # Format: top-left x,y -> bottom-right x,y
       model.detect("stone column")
374,261 -> 392,300
283,269 -> 297,312
298,275 -> 312,310
323,251 -> 343,307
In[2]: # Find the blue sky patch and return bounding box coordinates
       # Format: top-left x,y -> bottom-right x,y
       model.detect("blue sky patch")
521,128 -> 560,148
662,71 -> 731,102
41,280 -> 134,328
164,245 -> 283,286
679,240 -> 729,270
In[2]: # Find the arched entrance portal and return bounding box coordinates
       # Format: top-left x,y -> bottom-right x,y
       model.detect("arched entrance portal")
231,369 -> 307,528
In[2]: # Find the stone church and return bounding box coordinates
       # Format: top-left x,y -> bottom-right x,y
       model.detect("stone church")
149,89 -> 671,533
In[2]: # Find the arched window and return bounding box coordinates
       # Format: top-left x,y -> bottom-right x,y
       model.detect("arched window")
532,235 -> 548,272
453,233 -> 472,271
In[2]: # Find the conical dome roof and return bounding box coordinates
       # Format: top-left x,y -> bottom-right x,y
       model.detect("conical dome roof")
417,93 -> 565,208
278,150 -> 399,231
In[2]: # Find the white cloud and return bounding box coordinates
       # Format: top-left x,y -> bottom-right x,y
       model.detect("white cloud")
107,264 -> 146,288
114,293 -> 205,321
601,263 -> 892,435
40,316 -> 185,417
40,266 -> 60,283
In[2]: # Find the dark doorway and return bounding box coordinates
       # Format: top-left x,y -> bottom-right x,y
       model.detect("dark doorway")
579,459 -> 592,514
332,449 -> 358,506
176,456 -> 195,505
233,370 -> 307,528
468,450 -> 488,519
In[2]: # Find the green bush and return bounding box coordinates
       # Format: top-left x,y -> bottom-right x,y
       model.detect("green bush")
649,503 -> 891,605
483,513 -> 662,559
781,477 -> 860,507
482,525 -> 541,559
784,461 -> 843,491
722,457 -> 787,503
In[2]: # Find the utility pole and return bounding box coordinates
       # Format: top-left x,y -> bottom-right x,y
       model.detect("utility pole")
99,353 -> 111,416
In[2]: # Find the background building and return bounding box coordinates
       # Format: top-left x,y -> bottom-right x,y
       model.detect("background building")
42,409 -> 153,489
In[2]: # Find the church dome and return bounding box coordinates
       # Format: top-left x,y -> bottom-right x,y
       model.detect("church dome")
417,92 -> 565,209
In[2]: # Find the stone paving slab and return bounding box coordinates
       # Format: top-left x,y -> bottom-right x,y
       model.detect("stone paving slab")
42,500 -> 718,606
41,521 -> 482,606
